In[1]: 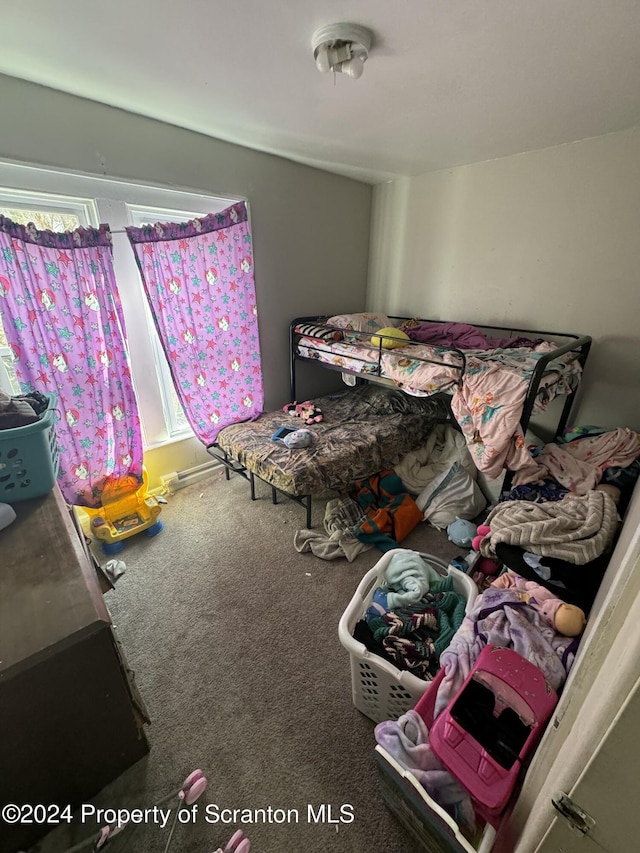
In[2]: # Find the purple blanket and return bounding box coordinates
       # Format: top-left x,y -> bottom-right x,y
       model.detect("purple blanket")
406,320 -> 538,351
433,586 -> 577,718
375,710 -> 477,832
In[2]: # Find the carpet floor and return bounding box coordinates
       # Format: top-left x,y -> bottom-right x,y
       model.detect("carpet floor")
29,471 -> 463,853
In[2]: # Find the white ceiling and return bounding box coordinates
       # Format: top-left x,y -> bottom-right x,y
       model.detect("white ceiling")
1,1 -> 640,185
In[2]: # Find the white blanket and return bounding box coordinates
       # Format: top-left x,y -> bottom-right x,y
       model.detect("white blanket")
394,424 -> 475,493
395,425 -> 486,528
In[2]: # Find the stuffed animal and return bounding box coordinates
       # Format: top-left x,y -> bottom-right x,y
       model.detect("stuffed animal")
471,523 -> 491,552
282,400 -> 323,425
282,428 -> 313,449
491,571 -> 587,637
470,523 -> 500,575
447,517 -> 477,548
476,556 -> 500,576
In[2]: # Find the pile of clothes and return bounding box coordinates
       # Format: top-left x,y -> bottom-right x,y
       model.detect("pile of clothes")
0,390 -> 49,430
374,571 -> 582,835
353,550 -> 468,680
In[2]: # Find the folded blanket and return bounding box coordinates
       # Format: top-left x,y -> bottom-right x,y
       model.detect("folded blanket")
480,490 -> 619,565
384,550 -> 443,608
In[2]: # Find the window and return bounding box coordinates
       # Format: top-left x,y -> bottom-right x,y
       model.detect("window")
0,319 -> 18,394
0,195 -> 94,395
126,205 -> 200,437
0,188 -> 96,230
0,208 -> 80,231
0,166 -> 239,447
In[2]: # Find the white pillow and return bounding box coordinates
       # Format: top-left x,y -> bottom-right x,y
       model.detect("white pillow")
327,312 -> 393,341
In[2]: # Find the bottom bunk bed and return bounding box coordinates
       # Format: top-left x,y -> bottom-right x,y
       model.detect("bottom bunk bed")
207,384 -> 451,527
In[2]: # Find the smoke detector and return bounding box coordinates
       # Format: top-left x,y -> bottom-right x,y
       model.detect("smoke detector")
312,23 -> 372,80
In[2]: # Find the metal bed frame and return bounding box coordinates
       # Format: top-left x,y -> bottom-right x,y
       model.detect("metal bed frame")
289,315 -> 593,493
207,315 -> 592,526
206,443 -> 314,527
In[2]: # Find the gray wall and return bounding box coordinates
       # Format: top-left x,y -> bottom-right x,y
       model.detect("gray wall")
0,74 -> 372,411
368,127 -> 640,432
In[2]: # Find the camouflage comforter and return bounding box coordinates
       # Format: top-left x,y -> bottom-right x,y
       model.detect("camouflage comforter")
215,384 -> 450,496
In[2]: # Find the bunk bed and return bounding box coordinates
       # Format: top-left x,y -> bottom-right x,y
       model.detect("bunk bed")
290,314 -> 592,480
208,313 -> 592,526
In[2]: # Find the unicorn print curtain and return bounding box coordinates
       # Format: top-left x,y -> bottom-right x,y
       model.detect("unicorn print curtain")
126,201 -> 263,444
0,217 -> 143,506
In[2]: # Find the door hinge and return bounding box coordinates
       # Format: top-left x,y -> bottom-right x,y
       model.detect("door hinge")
552,792 -> 596,835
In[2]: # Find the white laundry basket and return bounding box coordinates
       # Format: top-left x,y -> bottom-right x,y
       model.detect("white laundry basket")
338,549 -> 478,724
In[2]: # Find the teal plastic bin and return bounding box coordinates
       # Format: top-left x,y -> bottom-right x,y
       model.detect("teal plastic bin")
0,393 -> 59,503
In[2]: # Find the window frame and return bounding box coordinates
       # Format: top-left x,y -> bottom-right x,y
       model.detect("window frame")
0,187 -> 99,228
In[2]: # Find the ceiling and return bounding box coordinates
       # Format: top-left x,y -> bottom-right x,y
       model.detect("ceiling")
1,1 -> 640,185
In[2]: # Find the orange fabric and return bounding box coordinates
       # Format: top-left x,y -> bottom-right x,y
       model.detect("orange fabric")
350,469 -> 423,550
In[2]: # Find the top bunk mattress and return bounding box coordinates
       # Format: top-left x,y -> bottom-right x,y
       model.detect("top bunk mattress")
215,384 -> 450,497
295,332 -> 582,404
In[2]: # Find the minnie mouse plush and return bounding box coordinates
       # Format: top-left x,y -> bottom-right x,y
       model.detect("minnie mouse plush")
282,400 -> 323,425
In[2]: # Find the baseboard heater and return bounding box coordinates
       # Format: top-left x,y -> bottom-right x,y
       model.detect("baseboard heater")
159,459 -> 221,492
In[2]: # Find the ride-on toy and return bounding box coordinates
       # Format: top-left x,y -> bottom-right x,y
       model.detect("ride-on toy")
83,466 -> 163,555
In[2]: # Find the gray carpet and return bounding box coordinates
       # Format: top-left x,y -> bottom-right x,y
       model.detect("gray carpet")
30,472 -> 462,853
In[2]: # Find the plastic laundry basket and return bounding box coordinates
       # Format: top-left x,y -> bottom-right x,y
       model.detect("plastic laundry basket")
0,393 -> 59,503
338,549 -> 479,724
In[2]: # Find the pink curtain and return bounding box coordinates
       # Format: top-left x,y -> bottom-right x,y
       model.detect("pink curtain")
126,201 -> 263,443
0,217 -> 143,506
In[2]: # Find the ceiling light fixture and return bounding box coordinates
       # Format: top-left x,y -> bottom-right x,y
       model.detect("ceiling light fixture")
312,23 -> 372,80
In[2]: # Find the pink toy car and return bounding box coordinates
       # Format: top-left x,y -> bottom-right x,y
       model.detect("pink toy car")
426,645 -> 558,825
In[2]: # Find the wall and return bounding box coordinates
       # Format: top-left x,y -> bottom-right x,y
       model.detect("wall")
0,74 -> 372,479
368,128 -> 640,431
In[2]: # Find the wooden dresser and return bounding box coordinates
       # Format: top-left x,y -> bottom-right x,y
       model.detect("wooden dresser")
0,487 -> 149,852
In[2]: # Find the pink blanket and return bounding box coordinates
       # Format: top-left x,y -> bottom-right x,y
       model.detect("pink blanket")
514,428 -> 640,493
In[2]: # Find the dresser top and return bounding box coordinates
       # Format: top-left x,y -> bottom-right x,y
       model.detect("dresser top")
0,487 -> 110,676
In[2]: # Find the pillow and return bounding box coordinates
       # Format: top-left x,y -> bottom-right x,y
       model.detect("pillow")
326,312 -> 393,339
333,383 -> 449,418
371,327 -> 410,349
294,322 -> 343,342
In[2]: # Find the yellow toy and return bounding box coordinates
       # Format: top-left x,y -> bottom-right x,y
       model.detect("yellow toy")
83,466 -> 163,554
371,327 -> 410,349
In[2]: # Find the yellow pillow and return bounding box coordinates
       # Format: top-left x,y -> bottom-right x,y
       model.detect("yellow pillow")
371,327 -> 410,349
